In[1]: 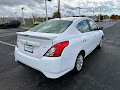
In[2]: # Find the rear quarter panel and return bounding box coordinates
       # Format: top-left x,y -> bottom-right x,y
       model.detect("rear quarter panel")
53,25 -> 85,71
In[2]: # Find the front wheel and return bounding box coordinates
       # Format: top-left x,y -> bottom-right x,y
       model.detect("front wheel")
1,26 -> 6,29
14,25 -> 19,28
74,52 -> 84,72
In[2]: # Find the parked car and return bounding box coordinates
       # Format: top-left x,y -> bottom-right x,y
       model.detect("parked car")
0,20 -> 21,29
94,19 -> 99,22
15,17 -> 104,79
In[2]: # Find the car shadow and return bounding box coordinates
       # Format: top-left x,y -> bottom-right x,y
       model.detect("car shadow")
22,47 -> 104,89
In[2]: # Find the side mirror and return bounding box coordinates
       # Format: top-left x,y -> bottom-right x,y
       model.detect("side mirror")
98,26 -> 103,30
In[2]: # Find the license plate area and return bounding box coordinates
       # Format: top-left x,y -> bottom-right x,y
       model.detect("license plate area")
24,44 -> 34,53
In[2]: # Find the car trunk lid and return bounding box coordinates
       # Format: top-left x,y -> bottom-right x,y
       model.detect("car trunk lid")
17,31 -> 60,59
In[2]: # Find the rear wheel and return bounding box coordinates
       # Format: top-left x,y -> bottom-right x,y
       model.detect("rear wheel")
97,38 -> 103,49
74,52 -> 84,72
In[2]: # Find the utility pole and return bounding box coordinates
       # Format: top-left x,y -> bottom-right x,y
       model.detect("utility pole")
21,7 -> 26,25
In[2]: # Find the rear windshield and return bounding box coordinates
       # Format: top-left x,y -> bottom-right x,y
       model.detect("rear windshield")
30,20 -> 72,34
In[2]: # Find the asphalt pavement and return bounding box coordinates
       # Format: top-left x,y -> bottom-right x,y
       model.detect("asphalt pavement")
0,21 -> 120,90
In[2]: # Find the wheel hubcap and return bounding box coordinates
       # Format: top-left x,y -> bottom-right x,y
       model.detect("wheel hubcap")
76,55 -> 83,71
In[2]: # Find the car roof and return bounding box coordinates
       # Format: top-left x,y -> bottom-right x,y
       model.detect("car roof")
7,20 -> 19,21
52,17 -> 90,21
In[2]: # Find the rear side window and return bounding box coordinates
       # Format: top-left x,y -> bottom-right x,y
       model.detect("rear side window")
30,20 -> 72,34
76,20 -> 90,33
88,20 -> 98,31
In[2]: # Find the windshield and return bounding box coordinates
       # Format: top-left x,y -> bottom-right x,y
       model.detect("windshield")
30,20 -> 72,34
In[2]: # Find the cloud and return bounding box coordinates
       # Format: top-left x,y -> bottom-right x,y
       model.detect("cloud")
0,0 -> 119,18
0,0 -> 44,6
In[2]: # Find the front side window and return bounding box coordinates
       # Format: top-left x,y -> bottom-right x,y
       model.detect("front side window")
30,20 -> 72,34
76,20 -> 90,33
88,20 -> 98,31
7,21 -> 11,23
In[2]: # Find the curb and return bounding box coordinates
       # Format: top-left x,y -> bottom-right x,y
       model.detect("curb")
20,27 -> 31,30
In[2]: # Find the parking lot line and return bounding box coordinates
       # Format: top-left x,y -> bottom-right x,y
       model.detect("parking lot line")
0,33 -> 16,38
0,41 -> 15,47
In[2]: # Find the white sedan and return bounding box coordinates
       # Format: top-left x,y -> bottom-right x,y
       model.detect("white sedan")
15,17 -> 104,79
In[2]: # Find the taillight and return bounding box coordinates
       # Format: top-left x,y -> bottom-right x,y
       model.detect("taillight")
44,41 -> 69,57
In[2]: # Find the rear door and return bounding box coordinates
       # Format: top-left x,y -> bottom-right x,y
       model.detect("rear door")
76,20 -> 96,54
87,20 -> 102,46
6,21 -> 11,27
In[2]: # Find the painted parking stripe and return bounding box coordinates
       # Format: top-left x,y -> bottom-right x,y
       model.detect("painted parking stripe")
0,33 -> 16,37
0,41 -> 15,47
0,34 -> 16,37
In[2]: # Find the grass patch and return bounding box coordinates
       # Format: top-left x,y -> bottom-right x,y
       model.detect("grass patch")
20,25 -> 36,29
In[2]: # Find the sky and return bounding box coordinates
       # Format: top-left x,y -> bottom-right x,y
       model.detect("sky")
0,0 -> 120,18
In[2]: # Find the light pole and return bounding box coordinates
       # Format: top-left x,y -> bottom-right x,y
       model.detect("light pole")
45,0 -> 52,20
117,1 -> 120,19
109,8 -> 111,21
45,0 -> 48,21
57,0 -> 61,18
21,7 -> 26,25
15,12 -> 18,20
87,0 -> 88,17
77,7 -> 82,17
92,11 -> 95,20
45,0 -> 61,18
103,9 -> 105,21
99,8 -> 101,22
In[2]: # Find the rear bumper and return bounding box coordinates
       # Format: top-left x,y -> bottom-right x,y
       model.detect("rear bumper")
14,47 -> 70,79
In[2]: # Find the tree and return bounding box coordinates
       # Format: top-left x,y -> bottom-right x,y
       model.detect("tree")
104,15 -> 109,19
110,14 -> 119,19
47,0 -> 61,18
81,15 -> 86,17
52,12 -> 60,18
118,16 -> 120,19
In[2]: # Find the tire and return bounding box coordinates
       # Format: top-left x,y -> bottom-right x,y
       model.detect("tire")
97,38 -> 103,49
1,26 -> 6,29
74,52 -> 84,72
14,25 -> 19,28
